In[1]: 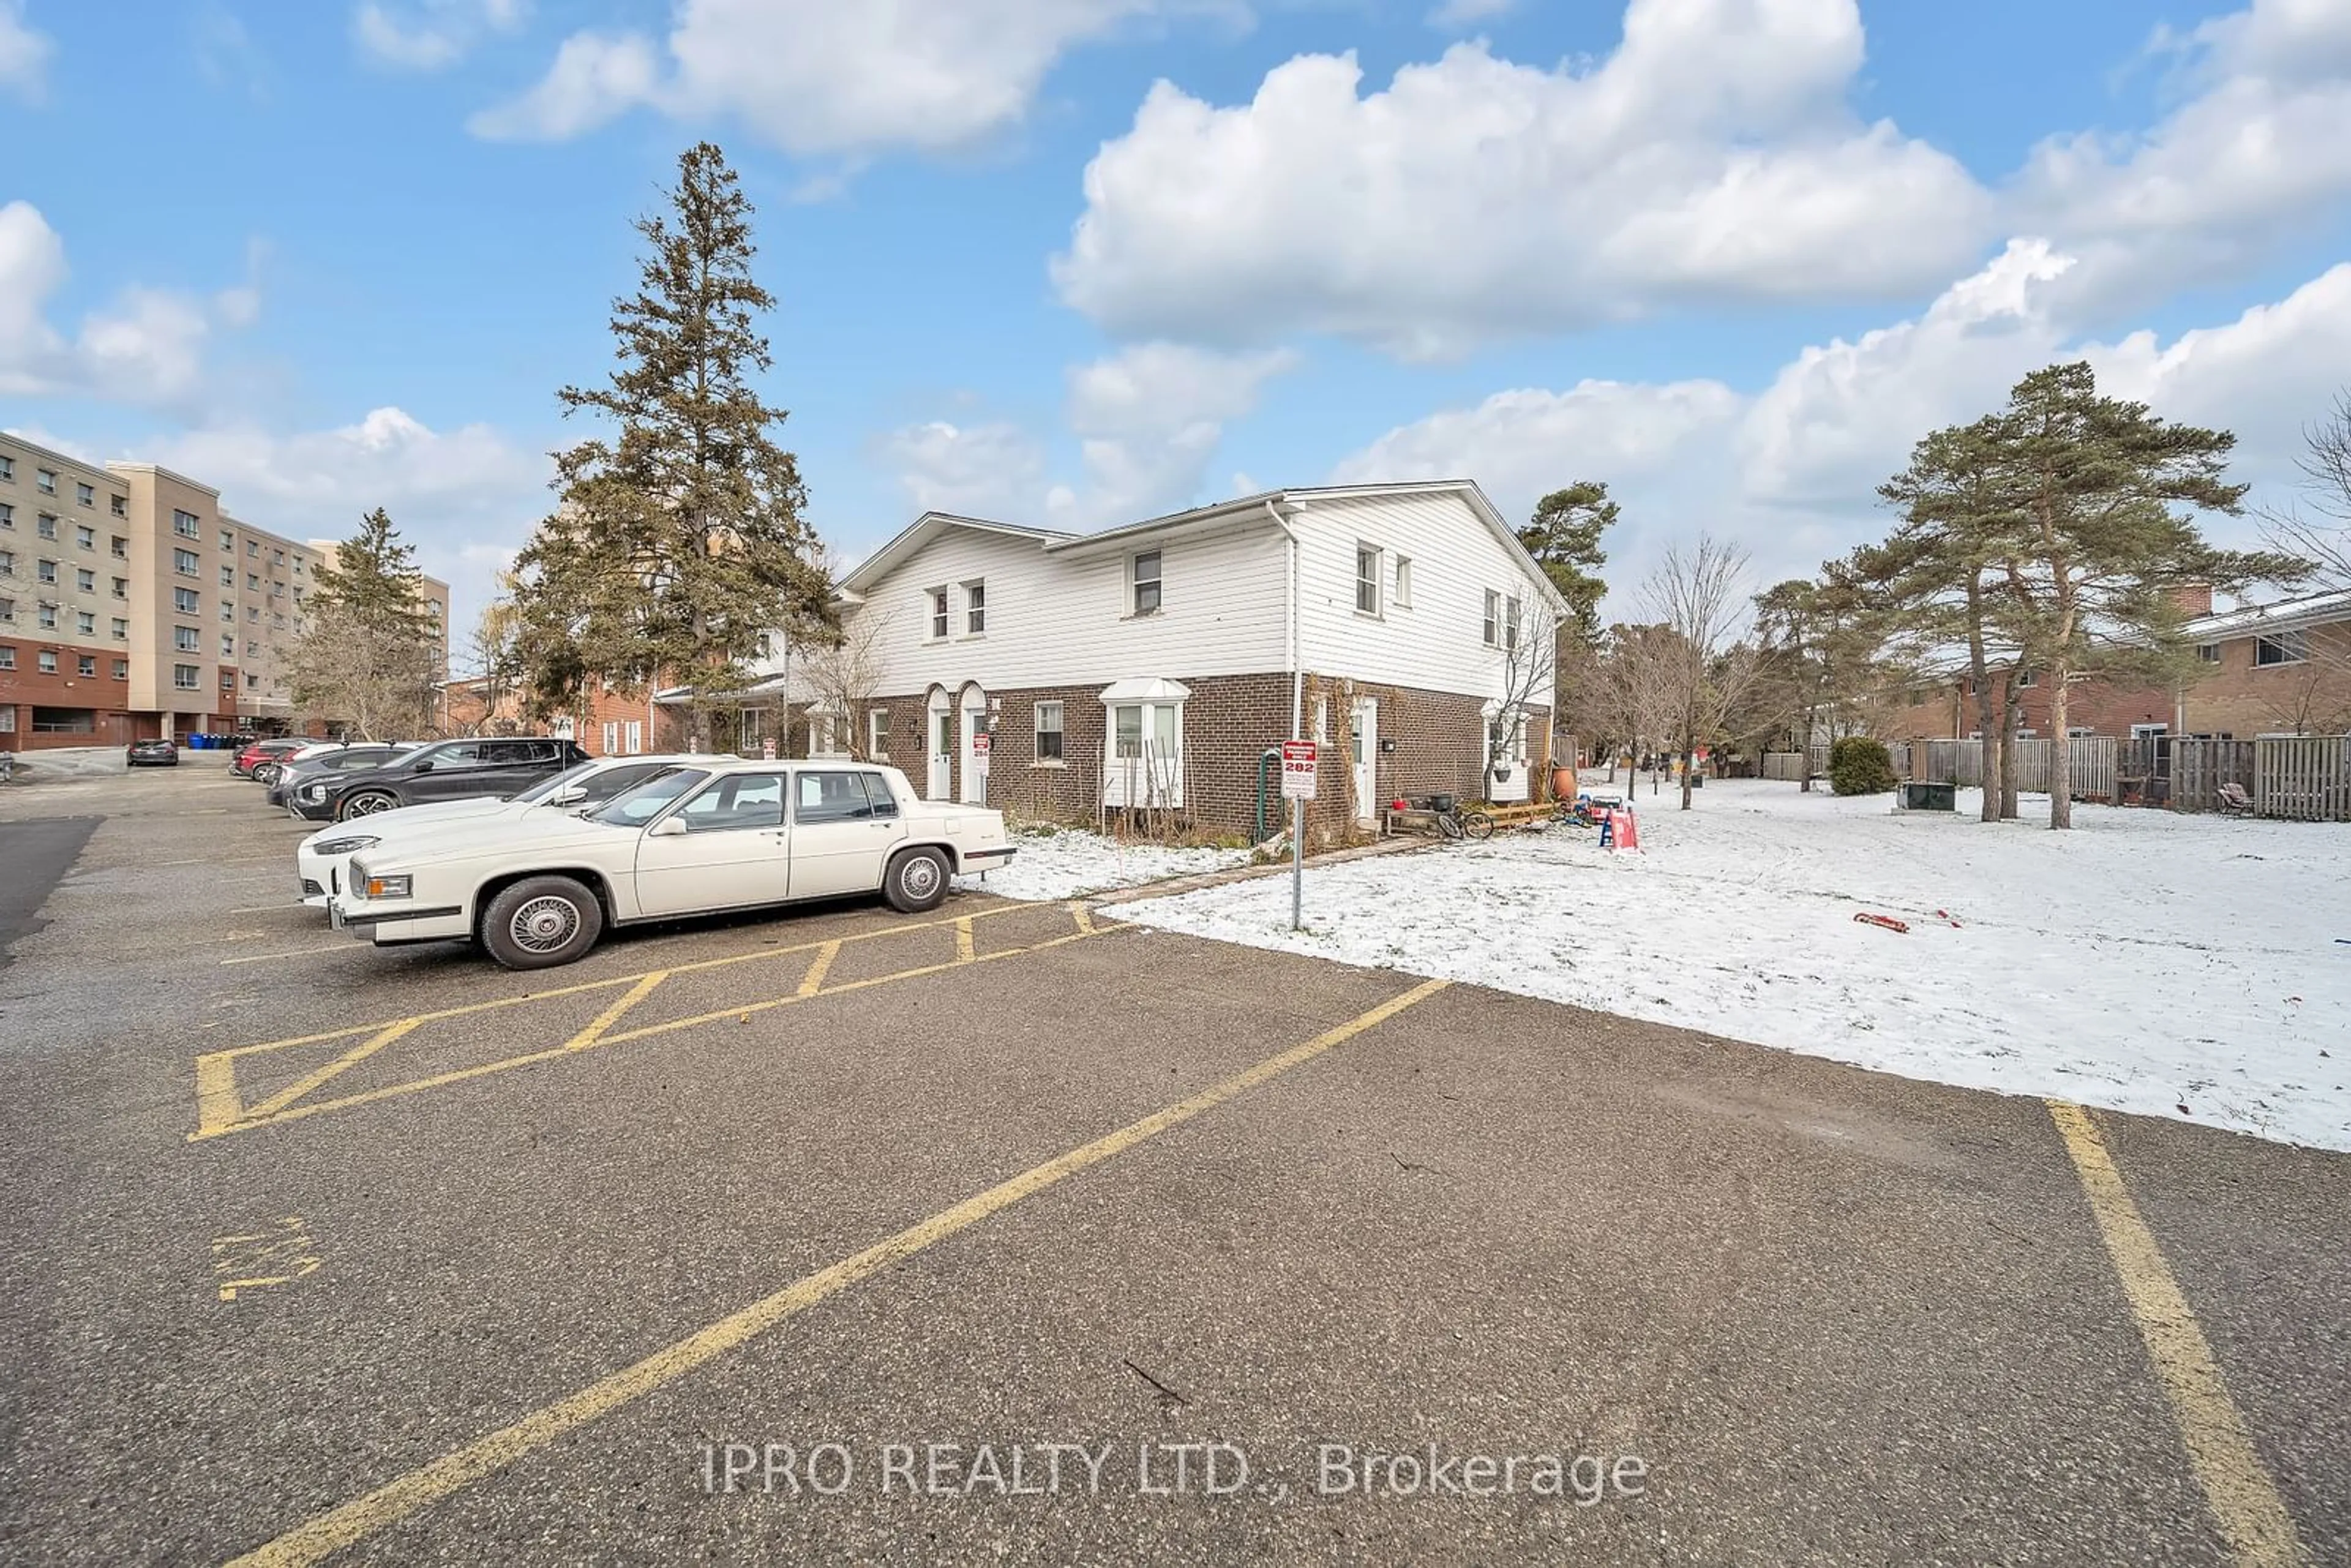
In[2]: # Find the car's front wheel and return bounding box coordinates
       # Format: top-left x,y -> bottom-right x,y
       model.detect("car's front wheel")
883,847 -> 951,913
339,790 -> 398,819
252,762 -> 282,787
479,876 -> 604,970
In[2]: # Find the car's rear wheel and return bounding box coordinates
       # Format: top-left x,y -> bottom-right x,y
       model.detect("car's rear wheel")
252,762 -> 282,787
479,876 -> 604,970
339,790 -> 397,819
883,847 -> 951,913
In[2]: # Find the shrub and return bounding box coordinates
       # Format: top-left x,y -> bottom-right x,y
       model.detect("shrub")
1829,737 -> 1899,795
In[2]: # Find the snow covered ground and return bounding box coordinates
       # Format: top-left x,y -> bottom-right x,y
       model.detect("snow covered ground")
1117,779 -> 2351,1152
954,826 -> 1253,902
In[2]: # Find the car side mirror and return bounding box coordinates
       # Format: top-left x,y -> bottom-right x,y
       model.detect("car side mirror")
648,817 -> 688,837
549,786 -> 588,807
412,759 -> 434,773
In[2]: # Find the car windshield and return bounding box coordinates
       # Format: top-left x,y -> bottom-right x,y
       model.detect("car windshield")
516,760 -> 599,805
587,768 -> 710,827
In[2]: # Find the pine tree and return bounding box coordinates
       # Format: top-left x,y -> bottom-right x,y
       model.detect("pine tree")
514,141 -> 833,751
1985,362 -> 2300,828
1517,482 -> 1614,639
287,508 -> 443,740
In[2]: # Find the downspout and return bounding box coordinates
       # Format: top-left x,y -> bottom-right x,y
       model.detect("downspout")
1264,499 -> 1300,736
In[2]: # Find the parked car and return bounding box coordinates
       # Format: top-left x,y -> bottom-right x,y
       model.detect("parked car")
329,760 -> 1015,969
266,744 -> 413,808
292,754 -> 730,907
231,737 -> 307,779
287,736 -> 591,823
126,738 -> 179,768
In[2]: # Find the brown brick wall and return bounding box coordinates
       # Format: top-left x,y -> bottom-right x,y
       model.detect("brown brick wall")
2180,623 -> 2351,735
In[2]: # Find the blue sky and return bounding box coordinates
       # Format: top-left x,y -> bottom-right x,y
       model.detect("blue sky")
6,0 -> 2350,642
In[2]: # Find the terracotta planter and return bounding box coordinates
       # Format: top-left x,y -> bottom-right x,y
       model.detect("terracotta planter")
1550,763 -> 1577,801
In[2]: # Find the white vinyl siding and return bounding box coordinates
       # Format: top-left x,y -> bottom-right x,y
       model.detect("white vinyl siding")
858,522 -> 1288,693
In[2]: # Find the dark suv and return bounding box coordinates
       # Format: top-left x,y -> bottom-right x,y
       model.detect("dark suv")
292,737 -> 590,822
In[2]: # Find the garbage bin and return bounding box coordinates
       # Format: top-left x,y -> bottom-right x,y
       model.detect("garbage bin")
1900,781 -> 1956,811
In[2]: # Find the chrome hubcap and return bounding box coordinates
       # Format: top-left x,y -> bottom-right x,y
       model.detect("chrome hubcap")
509,896 -> 580,954
901,857 -> 940,898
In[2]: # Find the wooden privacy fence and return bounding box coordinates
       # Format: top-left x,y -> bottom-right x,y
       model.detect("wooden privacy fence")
1760,743 -> 1909,782
2106,735 -> 2347,820
1904,737 -> 2117,799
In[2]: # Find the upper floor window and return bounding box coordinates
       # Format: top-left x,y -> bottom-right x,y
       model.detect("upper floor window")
2195,643 -> 2221,664
174,509 -> 201,539
110,494 -> 126,518
965,580 -> 986,636
2015,669 -> 2038,687
173,664 -> 199,689
1483,588 -> 1501,647
36,557 -> 56,582
1355,546 -> 1381,617
2255,631 -> 2309,667
36,513 -> 56,539
220,528 -> 234,550
110,536 -> 126,558
173,549 -> 200,576
0,454 -> 12,479
1394,557 -> 1413,610
220,565 -> 234,587
39,650 -> 58,673
174,626 -> 201,652
75,482 -> 94,507
247,540 -> 260,558
1505,595 -> 1522,651
75,525 -> 94,550
111,577 -> 127,599
36,468 -> 57,495
174,587 -> 200,613
1133,550 -> 1162,616
0,501 -> 11,527
75,568 -> 94,592
928,588 -> 948,640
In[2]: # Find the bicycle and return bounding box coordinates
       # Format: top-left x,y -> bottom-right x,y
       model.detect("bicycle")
1428,793 -> 1493,841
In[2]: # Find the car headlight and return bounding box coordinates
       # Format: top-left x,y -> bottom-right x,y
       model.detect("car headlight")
312,834 -> 378,856
363,873 -> 412,900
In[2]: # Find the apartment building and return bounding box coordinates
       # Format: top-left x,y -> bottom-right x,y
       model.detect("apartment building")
0,433 -> 449,751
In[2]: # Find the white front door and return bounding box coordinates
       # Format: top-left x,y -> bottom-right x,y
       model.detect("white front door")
787,767 -> 906,898
1351,699 -> 1377,822
632,771 -> 790,917
927,696 -> 953,800
1490,715 -> 1530,803
959,692 -> 988,806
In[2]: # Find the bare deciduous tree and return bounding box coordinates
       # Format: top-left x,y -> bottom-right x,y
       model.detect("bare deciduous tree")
1483,594 -> 1559,798
1643,535 -> 1759,811
799,605 -> 898,760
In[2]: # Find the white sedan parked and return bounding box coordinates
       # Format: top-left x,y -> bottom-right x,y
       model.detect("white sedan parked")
294,754 -> 728,908
329,759 -> 1015,969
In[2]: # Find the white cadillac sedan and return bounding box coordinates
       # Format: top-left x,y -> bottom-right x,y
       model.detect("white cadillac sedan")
293,753 -> 729,909
329,759 -> 1015,969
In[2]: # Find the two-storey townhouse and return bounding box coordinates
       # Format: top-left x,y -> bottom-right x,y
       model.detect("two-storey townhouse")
814,481 -> 1564,843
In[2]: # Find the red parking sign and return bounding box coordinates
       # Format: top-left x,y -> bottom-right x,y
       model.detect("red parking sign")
1280,740 -> 1318,800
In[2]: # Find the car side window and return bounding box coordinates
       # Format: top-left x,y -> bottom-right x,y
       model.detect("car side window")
855,772 -> 900,819
512,740 -> 561,765
795,770 -> 874,824
424,742 -> 482,770
676,773 -> 785,833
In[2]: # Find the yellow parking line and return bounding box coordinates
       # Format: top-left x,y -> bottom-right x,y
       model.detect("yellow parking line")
563,971 -> 668,1053
954,917 -> 975,961
190,907 -> 1112,1141
244,1019 -> 423,1124
795,942 -> 839,997
220,947 -> 350,967
2047,1101 -> 2306,1566
223,977 -> 1450,1567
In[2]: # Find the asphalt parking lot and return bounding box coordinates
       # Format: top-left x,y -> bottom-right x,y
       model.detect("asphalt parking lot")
1,760 -> 2346,1565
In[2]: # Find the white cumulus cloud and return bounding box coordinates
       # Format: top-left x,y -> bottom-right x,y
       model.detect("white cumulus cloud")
1053,0 -> 1992,358
0,0 -> 52,102
354,0 -> 530,71
472,0 -> 1215,156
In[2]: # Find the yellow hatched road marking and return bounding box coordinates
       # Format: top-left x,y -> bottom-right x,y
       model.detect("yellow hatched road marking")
2047,1101 -> 2306,1567
224,977 -> 1450,1567
562,971 -> 669,1053
244,1019 -> 423,1123
190,905 -> 1111,1141
794,941 -> 840,997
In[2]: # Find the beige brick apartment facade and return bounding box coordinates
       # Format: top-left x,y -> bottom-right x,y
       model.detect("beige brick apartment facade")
0,433 -> 449,751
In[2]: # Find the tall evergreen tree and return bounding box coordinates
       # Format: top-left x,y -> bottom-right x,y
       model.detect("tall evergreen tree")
1985,362 -> 2300,828
1517,481 -> 1615,638
514,141 -> 833,751
287,508 -> 443,740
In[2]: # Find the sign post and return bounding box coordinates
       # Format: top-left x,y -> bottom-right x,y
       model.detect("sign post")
1279,740 -> 1318,931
